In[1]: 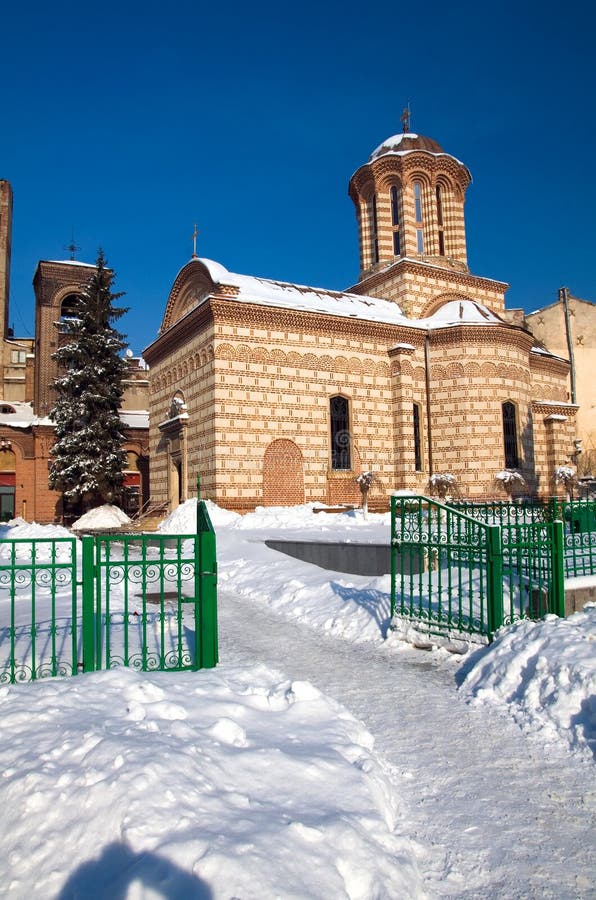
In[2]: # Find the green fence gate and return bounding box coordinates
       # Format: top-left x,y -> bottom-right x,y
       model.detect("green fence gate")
0,501 -> 217,684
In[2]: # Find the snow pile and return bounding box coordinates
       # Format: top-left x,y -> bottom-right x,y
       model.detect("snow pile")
0,519 -> 72,540
460,606 -> 596,759
0,666 -> 423,898
71,504 -> 132,531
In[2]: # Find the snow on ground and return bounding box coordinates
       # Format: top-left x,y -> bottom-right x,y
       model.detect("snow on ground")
162,500 -> 394,643
459,609 -> 596,757
0,666 -> 423,899
0,500 -> 595,897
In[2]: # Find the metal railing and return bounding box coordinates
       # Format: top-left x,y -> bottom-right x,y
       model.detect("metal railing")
390,495 -> 567,642
0,501 -> 218,684
449,498 -> 596,578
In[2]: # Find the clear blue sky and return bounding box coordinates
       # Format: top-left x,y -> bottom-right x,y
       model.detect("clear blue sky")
2,0 -> 594,354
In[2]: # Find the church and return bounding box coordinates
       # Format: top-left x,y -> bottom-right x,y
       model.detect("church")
143,127 -> 576,513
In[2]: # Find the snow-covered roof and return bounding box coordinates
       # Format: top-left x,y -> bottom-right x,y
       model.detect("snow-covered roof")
368,132 -> 466,168
47,259 -> 96,267
0,401 -> 38,428
166,259 -> 532,336
191,258 -> 414,327
0,402 -> 148,431
119,409 -> 149,429
419,299 -> 507,327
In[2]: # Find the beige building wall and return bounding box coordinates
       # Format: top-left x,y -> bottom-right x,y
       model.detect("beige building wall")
525,295 -> 596,473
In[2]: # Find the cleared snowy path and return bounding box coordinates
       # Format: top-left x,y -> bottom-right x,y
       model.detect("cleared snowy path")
219,589 -> 596,899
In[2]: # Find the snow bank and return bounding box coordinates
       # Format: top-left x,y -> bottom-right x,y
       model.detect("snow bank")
0,666 -> 424,898
71,504 -> 131,531
460,605 -> 596,760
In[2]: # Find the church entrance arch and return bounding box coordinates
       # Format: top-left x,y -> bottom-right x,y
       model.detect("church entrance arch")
159,392 -> 188,511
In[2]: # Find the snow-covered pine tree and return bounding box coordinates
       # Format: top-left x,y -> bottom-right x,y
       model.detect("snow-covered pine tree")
49,249 -> 129,508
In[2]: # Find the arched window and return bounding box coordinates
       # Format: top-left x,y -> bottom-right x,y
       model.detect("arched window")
436,185 -> 445,256
58,295 -> 82,333
371,194 -> 379,263
390,185 -> 401,256
502,401 -> 519,469
413,403 -> 422,471
330,395 -> 351,470
413,181 -> 424,253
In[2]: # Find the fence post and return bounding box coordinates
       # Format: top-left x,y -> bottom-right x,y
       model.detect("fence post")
81,536 -> 96,672
487,524 -> 504,640
197,500 -> 218,669
550,520 -> 566,618
390,495 -> 396,618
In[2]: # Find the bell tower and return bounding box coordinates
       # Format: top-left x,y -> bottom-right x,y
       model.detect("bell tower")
349,129 -> 472,281
348,126 -> 508,318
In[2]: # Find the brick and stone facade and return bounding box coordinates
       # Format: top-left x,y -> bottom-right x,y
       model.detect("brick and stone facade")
144,129 -> 577,512
0,242 -> 150,522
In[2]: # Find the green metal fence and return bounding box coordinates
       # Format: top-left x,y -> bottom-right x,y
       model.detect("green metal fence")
450,498 -> 596,578
391,495 -> 567,642
0,537 -> 79,682
0,501 -> 217,684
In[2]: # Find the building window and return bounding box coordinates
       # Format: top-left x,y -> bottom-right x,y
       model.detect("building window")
330,395 -> 351,470
11,350 -> 26,364
436,185 -> 446,256
391,186 -> 400,226
502,401 -> 519,469
416,228 -> 424,254
391,186 -> 401,256
371,194 -> 379,263
413,403 -> 422,471
414,181 -> 423,223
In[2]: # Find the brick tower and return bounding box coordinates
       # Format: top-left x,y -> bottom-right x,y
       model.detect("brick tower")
347,126 -> 507,318
0,181 -> 13,364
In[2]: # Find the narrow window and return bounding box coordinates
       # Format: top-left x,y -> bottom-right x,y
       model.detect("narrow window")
436,185 -> 446,255
371,195 -> 379,263
416,228 -> 424,254
391,186 -> 400,226
330,395 -> 351,470
436,185 -> 444,226
414,181 -> 423,223
502,401 -> 519,468
413,403 -> 422,471
391,185 -> 401,257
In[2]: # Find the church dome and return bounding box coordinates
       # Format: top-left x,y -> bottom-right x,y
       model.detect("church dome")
369,132 -> 445,161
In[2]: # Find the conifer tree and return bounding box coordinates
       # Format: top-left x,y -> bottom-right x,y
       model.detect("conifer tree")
49,249 -> 129,507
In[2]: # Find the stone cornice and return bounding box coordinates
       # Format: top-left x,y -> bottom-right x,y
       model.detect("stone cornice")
428,323 -> 534,352
349,151 -> 471,201
207,298 -> 424,345
530,353 -> 570,376
347,258 -> 509,297
532,400 -> 578,416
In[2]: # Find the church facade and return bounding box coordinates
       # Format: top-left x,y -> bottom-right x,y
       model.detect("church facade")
144,130 -> 576,512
